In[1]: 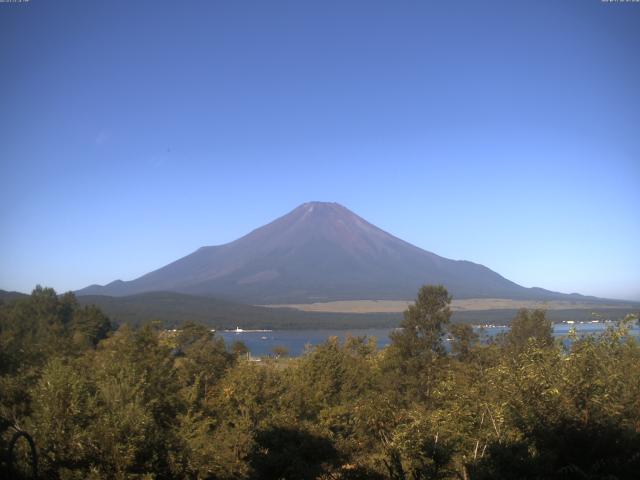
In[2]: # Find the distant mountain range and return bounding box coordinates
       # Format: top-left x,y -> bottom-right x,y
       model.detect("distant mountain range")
77,202 -> 600,304
0,290 -> 28,304
3,289 -> 636,329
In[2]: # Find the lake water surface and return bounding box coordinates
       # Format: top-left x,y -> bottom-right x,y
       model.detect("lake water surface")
219,322 -> 640,357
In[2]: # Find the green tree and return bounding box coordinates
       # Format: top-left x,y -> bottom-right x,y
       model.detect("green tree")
384,410 -> 456,480
28,358 -> 94,477
472,329 -> 640,479
204,361 -> 293,478
391,285 -> 452,357
85,324 -> 183,478
383,285 -> 452,403
231,340 -> 250,358
249,426 -> 340,480
70,303 -> 112,347
449,323 -> 479,361
504,308 -> 553,351
173,322 -> 233,406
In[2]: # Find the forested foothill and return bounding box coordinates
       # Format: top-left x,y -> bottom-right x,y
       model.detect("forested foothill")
1,285 -> 639,479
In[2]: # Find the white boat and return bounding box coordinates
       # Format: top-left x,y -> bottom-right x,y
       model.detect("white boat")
223,327 -> 273,333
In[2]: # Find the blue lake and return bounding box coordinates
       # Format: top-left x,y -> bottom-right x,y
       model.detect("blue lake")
219,322 -> 640,357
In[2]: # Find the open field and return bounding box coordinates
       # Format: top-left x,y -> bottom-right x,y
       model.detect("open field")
264,298 -> 640,314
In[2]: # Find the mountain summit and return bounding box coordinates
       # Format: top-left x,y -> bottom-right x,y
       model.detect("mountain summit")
77,202 -> 583,303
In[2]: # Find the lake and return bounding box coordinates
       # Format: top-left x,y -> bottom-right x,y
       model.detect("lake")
219,322 -> 640,357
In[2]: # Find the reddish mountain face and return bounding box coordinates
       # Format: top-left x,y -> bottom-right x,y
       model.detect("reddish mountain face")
77,202 -> 582,303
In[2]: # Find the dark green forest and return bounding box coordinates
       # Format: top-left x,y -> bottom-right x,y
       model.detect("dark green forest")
1,286 -> 639,479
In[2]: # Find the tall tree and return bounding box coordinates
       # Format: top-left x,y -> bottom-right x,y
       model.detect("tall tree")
383,285 -> 452,403
390,285 -> 452,357
504,309 -> 553,351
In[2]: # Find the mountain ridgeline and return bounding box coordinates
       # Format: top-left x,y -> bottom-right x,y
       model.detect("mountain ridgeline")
77,202 -> 593,304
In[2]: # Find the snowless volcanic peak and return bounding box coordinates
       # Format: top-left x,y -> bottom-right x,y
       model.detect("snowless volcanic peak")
77,202 -> 586,303
246,201 -> 402,256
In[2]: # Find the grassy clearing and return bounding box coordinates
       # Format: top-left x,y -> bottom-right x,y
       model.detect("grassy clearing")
264,298 -> 639,313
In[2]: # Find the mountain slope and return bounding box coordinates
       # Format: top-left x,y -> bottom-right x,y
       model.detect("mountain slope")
0,289 -> 28,304
77,202 -> 592,303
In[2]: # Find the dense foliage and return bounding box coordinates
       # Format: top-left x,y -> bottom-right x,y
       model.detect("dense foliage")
1,285 -> 639,479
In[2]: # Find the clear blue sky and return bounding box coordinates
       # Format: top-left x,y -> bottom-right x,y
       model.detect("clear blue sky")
1,1 -> 639,300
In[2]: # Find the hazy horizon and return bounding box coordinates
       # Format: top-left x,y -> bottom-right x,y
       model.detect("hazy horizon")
1,1 -> 639,300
